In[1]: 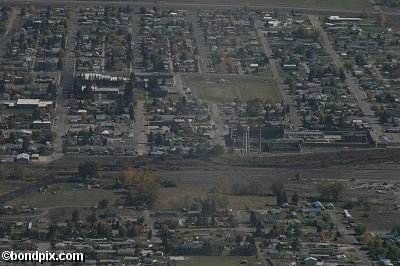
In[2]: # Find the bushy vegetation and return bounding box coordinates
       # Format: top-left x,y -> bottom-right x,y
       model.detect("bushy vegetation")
231,181 -> 262,195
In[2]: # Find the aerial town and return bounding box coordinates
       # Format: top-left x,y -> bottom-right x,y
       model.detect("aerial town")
1,0 -> 400,265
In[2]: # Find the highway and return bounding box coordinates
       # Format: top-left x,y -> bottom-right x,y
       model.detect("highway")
309,15 -> 383,144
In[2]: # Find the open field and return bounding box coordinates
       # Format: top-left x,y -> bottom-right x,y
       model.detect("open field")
2,148 -> 400,231
175,256 -> 258,266
0,179 -> 28,195
7,182 -> 124,208
154,187 -> 275,210
185,76 -> 281,103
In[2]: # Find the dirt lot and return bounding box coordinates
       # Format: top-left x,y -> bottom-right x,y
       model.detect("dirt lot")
2,148 -> 400,231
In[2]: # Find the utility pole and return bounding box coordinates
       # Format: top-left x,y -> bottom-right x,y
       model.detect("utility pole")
242,128 -> 245,154
247,126 -> 250,154
244,130 -> 247,154
259,126 -> 262,153
146,90 -> 149,135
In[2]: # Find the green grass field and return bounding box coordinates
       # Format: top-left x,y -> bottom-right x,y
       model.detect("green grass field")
196,78 -> 281,103
175,256 -> 259,266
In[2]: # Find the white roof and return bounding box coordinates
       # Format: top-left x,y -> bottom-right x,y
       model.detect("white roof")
33,120 -> 51,124
38,101 -> 53,108
17,99 -> 40,105
16,153 -> 30,160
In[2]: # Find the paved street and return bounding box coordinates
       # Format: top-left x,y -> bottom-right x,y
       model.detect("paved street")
53,9 -> 78,156
256,19 -> 302,129
210,103 -> 226,147
191,12 -> 210,73
134,100 -> 148,156
309,15 -> 383,144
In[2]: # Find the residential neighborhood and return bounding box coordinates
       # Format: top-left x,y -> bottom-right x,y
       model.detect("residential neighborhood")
0,1 -> 400,266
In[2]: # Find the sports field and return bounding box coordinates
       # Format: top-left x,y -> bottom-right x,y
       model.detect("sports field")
193,77 -> 281,103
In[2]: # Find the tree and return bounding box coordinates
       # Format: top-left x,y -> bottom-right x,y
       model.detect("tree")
49,131 -> 57,145
15,165 -> 27,179
120,166 -> 137,187
119,225 -> 127,238
355,225 -> 367,235
139,6 -> 147,14
57,57 -> 63,70
124,82 -> 134,103
87,210 -> 97,223
98,199 -> 109,209
78,161 -> 99,180
377,9 -> 387,26
330,182 -> 344,202
276,191 -> 284,206
282,192 -> 288,204
250,211 -> 257,226
32,108 -> 41,120
210,144 -> 224,156
71,209 -> 80,222
148,76 -> 158,89
129,104 -> 135,120
291,192 -> 300,204
126,170 -> 158,207
271,181 -> 285,195
22,135 -> 31,152
339,67 -> 346,82
318,181 -> 344,202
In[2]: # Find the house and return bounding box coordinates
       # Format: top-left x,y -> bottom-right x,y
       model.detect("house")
15,99 -> 53,109
32,120 -> 52,132
304,257 -> 323,265
15,153 -> 30,163
142,257 -> 157,265
380,259 -> 394,266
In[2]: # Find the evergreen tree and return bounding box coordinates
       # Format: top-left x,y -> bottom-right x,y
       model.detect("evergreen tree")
250,211 -> 257,226
292,192 -> 300,204
72,209 -> 80,223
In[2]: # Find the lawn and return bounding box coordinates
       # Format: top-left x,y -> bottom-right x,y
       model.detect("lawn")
196,78 -> 281,103
175,256 -> 259,266
8,182 -> 124,208
0,107 -> 32,116
360,25 -> 384,33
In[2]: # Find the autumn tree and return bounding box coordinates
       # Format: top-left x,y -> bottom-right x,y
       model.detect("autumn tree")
318,181 -> 344,202
377,9 -> 387,27
122,167 -> 158,207
78,161 -> 99,180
